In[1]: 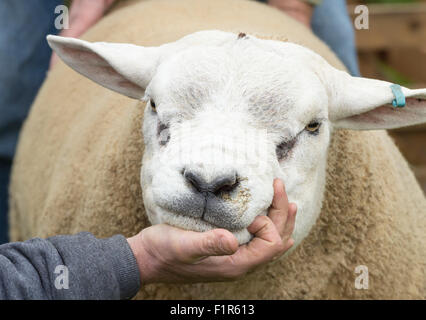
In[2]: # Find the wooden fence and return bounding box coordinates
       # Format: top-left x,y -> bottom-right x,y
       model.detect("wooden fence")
348,3 -> 426,192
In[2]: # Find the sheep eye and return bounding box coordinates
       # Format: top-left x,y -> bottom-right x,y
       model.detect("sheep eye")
150,99 -> 156,112
305,121 -> 321,134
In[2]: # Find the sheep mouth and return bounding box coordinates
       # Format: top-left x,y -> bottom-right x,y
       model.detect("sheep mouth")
150,184 -> 255,244
155,206 -> 253,244
161,209 -> 229,231
157,195 -> 249,231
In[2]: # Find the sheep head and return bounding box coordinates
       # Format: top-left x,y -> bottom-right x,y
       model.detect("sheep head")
47,31 -> 426,246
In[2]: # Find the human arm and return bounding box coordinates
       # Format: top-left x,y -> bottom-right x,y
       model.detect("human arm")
50,0 -> 117,67
268,0 -> 317,28
0,179 -> 296,299
0,232 -> 139,299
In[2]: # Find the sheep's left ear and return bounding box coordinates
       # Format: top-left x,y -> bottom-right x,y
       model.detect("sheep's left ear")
47,35 -> 161,99
328,70 -> 426,130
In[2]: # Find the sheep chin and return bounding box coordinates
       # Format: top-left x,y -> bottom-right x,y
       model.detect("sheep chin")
155,208 -> 252,245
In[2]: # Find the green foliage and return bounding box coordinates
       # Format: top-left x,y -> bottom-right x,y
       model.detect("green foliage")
376,60 -> 414,87
364,0 -> 418,3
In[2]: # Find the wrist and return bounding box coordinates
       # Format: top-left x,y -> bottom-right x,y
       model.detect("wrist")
127,232 -> 158,285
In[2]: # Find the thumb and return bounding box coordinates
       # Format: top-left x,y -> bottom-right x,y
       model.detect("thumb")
184,229 -> 239,263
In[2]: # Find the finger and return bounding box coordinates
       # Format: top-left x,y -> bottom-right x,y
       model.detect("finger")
234,216 -> 283,268
282,238 -> 295,252
282,203 -> 297,241
182,228 -> 239,263
268,179 -> 289,238
271,179 -> 288,211
247,215 -> 280,244
188,217 -> 279,278
197,216 -> 289,280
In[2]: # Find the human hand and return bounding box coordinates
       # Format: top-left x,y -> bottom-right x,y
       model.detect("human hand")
127,179 -> 297,284
268,0 -> 313,28
49,0 -> 116,68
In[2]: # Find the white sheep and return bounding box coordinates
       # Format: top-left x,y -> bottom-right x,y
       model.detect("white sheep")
46,29 -> 426,247
10,0 -> 426,299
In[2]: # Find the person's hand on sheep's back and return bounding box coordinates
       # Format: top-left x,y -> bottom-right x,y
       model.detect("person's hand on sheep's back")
127,179 -> 297,284
49,0 -> 116,68
268,0 -> 313,28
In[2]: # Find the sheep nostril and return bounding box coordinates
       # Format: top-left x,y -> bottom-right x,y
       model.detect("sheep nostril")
183,169 -> 238,194
183,169 -> 206,193
210,174 -> 238,194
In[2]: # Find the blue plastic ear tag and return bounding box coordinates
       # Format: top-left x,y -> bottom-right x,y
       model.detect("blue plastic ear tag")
390,84 -> 406,108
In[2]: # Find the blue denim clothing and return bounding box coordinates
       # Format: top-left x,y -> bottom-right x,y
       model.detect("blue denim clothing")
0,160 -> 10,244
257,0 -> 360,76
312,0 -> 360,76
0,0 -> 62,244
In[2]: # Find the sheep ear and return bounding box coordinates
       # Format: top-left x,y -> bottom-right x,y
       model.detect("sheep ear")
328,70 -> 426,130
47,35 -> 160,99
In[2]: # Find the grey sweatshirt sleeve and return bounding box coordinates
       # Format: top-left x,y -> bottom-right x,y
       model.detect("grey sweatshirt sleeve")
0,232 -> 141,300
